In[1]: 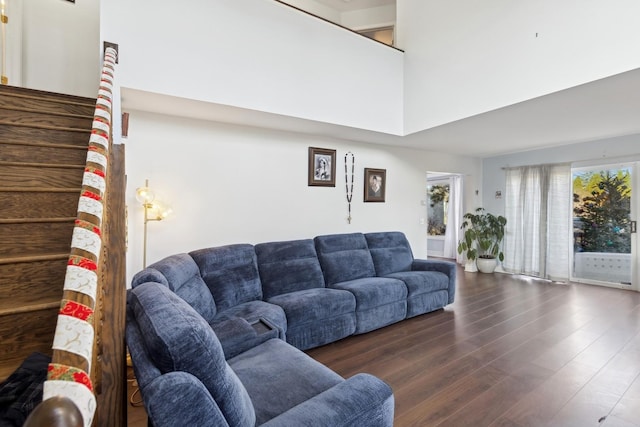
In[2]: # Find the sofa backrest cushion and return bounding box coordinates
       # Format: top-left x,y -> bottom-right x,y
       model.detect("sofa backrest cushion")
128,282 -> 256,426
255,239 -> 325,299
314,233 -> 376,286
365,231 -> 414,276
190,244 -> 262,313
131,253 -> 216,323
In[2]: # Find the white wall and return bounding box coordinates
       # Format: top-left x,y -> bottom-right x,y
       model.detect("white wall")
398,0 -> 640,134
482,135 -> 640,216
3,0 -> 23,87
124,111 -> 482,283
100,0 -> 404,135
21,0 -> 99,97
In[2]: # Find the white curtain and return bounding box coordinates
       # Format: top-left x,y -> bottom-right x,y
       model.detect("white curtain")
503,164 -> 571,281
443,174 -> 463,260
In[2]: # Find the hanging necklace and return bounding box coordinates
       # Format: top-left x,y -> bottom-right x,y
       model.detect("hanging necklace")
345,151 -> 355,224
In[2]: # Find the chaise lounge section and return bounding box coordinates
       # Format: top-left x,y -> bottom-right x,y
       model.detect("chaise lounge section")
127,282 -> 394,426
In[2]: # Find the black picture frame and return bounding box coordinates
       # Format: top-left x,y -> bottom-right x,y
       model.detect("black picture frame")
308,147 -> 336,187
364,168 -> 386,202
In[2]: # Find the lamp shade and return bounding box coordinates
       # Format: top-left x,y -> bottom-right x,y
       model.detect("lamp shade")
150,201 -> 173,221
135,186 -> 155,204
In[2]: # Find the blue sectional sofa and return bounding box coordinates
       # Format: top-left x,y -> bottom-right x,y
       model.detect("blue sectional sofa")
127,231 -> 456,427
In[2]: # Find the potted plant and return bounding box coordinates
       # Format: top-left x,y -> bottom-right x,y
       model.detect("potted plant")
457,207 -> 507,273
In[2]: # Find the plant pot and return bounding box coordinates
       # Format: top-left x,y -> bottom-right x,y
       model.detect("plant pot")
476,257 -> 497,273
464,260 -> 478,272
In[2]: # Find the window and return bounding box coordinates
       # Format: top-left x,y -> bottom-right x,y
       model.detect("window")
572,167 -> 631,254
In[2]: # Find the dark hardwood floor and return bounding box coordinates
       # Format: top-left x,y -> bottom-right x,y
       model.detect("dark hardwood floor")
127,266 -> 640,426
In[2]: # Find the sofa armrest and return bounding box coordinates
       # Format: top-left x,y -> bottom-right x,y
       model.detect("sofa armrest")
212,317 -> 279,359
261,373 -> 394,427
412,259 -> 457,304
143,372 -> 231,427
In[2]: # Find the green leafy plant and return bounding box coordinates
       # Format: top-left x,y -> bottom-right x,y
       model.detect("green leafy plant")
457,207 -> 507,261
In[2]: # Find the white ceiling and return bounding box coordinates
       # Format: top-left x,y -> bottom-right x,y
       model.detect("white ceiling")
400,67 -> 640,157
122,66 -> 640,159
121,3 -> 640,158
312,0 -> 395,13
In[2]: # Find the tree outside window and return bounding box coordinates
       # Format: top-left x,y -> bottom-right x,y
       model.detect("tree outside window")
427,183 -> 450,236
573,168 -> 631,253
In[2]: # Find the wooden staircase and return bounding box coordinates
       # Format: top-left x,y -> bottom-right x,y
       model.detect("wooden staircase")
0,85 -> 96,381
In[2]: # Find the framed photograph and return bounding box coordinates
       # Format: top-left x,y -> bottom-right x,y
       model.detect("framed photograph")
364,168 -> 386,202
308,147 -> 336,187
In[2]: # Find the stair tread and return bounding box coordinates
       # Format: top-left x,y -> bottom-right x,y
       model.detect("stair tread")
0,120 -> 91,133
0,120 -> 93,133
0,85 -> 95,106
0,140 -> 88,150
0,253 -> 70,264
0,141 -> 88,165
0,300 -> 61,316
1,105 -> 94,120
0,160 -> 85,168
0,125 -> 93,146
0,217 -> 76,224
0,192 -> 82,219
0,187 -> 82,192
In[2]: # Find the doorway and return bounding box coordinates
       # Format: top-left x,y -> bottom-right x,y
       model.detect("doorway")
571,162 -> 638,290
426,172 -> 462,260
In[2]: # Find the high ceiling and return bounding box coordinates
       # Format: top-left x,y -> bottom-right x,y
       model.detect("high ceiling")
122,2 -> 640,159
399,67 -> 640,157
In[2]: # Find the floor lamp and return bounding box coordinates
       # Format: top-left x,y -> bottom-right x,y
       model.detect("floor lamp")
135,179 -> 171,268
128,180 -> 172,406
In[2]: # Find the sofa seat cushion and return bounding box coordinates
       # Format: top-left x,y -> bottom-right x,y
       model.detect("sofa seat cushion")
212,300 -> 287,340
229,338 -> 343,425
128,282 -> 256,426
267,288 -> 355,325
385,271 -> 449,296
329,277 -> 407,334
268,288 -> 357,350
330,277 -> 407,310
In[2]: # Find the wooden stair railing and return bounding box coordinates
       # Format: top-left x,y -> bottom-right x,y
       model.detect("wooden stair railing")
11,46 -> 126,427
24,396 -> 84,427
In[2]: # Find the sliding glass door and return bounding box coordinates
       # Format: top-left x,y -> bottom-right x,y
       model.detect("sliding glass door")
571,162 -> 638,290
